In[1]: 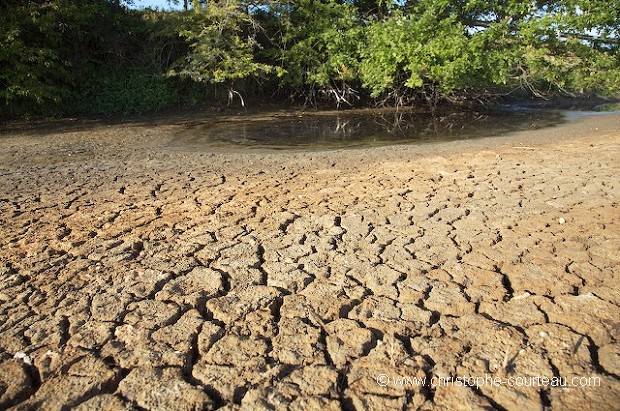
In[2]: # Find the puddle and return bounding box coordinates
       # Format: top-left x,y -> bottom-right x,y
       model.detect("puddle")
170,108 -> 566,151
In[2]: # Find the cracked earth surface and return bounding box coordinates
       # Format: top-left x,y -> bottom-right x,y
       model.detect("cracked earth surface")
0,112 -> 619,410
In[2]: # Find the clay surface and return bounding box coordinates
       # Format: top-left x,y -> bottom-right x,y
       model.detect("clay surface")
1,112 -> 619,410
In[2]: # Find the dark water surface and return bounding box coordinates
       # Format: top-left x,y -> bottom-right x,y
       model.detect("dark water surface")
170,108 -> 566,151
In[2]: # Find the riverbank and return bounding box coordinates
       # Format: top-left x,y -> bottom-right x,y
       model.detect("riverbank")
0,111 -> 619,410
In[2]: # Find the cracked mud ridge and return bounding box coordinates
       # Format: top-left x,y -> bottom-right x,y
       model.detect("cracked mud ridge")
0,112 -> 619,410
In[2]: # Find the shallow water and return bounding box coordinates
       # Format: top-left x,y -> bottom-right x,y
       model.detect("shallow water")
170,108 -> 566,151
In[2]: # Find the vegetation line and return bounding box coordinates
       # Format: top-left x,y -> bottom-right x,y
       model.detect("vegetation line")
1,0 -> 618,118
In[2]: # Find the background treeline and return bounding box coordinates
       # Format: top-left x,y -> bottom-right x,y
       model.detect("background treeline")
1,0 -> 619,117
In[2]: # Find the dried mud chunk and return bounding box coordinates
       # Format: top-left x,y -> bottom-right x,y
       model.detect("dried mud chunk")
550,375 -> 620,411
423,316 -> 551,411
348,394 -> 406,410
115,269 -> 171,299
118,367 -> 215,411
101,338 -> 185,369
238,386 -> 293,410
211,242 -> 261,271
567,261 -> 615,287
0,359 -> 36,409
597,343 -> 620,376
226,268 -> 265,290
123,300 -> 180,330
413,315 -> 551,378
340,213 -> 371,237
155,267 -> 224,307
397,303 -> 432,328
239,384 -> 342,411
352,265 -> 402,299
31,348 -> 64,382
276,243 -> 313,263
230,307 -> 278,338
502,258 -> 582,296
272,317 -> 324,366
113,324 -> 151,346
409,234 -> 460,266
73,394 -> 134,411
554,240 -> 590,263
206,286 -> 280,323
446,262 -> 506,303
348,296 -> 401,322
459,251 -> 498,272
23,317 -> 67,349
280,281 -> 363,322
379,239 -> 416,267
424,283 -> 475,317
13,356 -> 117,411
463,377 -> 546,410
581,284 -> 620,305
347,338 -> 427,397
478,296 -> 548,328
537,293 -> 620,347
396,273 -> 432,303
105,317 -> 192,368
271,211 -> 299,232
433,385 -> 495,411
192,363 -> 277,403
365,318 -> 427,338
197,321 -> 225,355
91,292 -> 131,322
193,243 -> 222,266
425,267 -> 454,283
202,334 -> 269,368
67,320 -> 113,350
151,309 -> 204,351
265,263 -> 313,292
50,289 -> 92,319
0,273 -> 26,290
288,397 -> 341,411
587,237 -> 620,261
240,385 -> 341,411
281,365 -> 339,397
325,319 -> 375,368
525,324 -> 593,376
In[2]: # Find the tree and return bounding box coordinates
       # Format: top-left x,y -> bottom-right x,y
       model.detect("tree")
267,0 -> 363,106
169,0 -> 272,106
0,0 -> 70,116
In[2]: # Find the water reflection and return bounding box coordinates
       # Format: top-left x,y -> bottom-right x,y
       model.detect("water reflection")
172,109 -> 564,150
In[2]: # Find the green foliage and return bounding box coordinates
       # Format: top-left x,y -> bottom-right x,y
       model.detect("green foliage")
356,0 -> 620,103
0,1 -> 69,116
360,10 -> 475,97
169,0 -> 272,86
1,0 -> 618,117
273,0 -> 362,87
70,69 -> 179,115
0,0 -> 185,117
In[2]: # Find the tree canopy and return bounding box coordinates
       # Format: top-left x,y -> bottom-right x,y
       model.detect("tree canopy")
1,0 -> 618,117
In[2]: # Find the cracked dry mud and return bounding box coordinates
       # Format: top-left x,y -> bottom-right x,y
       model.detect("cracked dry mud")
0,112 -> 619,411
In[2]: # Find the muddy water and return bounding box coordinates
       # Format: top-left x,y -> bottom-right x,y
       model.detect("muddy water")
170,108 -> 565,150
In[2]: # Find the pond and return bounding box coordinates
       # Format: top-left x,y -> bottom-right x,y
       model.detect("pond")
170,108 -> 568,151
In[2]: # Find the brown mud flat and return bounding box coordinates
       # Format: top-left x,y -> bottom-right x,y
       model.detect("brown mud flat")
0,112 -> 619,410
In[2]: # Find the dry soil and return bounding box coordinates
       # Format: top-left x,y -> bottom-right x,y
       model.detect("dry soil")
0,111 -> 619,410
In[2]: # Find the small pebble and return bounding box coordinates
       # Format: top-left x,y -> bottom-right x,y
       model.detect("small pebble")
559,217 -> 566,224
539,331 -> 549,338
13,352 -> 32,365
